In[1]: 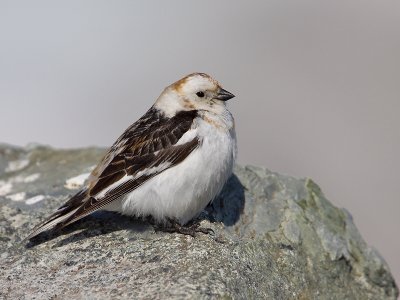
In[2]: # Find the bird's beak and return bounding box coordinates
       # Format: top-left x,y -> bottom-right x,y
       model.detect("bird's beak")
214,88 -> 235,101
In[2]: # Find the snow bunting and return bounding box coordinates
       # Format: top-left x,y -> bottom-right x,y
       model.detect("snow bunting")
27,73 -> 236,239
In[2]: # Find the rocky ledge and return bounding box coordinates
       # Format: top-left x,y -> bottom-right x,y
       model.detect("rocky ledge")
0,144 -> 398,299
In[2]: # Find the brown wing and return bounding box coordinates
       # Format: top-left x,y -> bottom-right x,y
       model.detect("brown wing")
87,108 -> 198,188
59,137 -> 199,228
27,108 -> 199,239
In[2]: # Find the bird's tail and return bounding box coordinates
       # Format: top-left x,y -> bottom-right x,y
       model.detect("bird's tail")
25,189 -> 88,240
25,207 -> 80,240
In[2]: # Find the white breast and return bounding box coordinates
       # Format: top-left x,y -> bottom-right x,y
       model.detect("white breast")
106,110 -> 237,225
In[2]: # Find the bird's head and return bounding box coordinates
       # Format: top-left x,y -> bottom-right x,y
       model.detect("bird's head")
155,73 -> 235,117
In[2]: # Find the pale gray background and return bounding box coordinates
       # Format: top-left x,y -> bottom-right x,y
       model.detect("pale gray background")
1,1 -> 399,284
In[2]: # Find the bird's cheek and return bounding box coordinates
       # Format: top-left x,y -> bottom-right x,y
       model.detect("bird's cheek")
182,98 -> 197,110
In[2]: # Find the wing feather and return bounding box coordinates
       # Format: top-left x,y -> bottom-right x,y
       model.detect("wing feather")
56,138 -> 199,230
27,108 -> 199,239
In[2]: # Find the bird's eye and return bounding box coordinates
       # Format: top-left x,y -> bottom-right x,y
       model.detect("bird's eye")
196,91 -> 205,98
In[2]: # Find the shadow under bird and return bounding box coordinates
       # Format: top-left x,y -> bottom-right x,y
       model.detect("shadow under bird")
27,72 -> 236,240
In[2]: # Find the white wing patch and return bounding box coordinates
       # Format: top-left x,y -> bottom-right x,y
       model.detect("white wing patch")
134,162 -> 171,179
95,175 -> 133,198
175,128 -> 198,146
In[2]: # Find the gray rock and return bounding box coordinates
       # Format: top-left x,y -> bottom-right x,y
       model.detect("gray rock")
0,144 -> 398,299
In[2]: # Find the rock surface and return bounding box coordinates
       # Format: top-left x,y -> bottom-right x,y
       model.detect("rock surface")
0,144 -> 398,299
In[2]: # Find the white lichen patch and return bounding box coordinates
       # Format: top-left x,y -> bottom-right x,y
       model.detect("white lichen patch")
86,165 -> 96,172
6,192 -> 26,202
5,159 -> 30,172
0,181 -> 13,196
25,195 -> 46,205
0,173 -> 41,197
65,173 -> 90,190
24,173 -> 41,183
10,176 -> 24,183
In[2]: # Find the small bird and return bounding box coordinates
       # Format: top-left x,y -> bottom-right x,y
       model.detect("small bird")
27,73 -> 236,239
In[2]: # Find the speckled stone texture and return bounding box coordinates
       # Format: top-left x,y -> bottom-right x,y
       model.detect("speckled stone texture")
0,144 -> 398,299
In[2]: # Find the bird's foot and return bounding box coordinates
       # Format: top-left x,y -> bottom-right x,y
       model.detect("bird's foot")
156,220 -> 214,237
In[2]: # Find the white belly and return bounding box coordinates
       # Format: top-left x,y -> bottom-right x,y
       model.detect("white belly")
105,116 -> 237,225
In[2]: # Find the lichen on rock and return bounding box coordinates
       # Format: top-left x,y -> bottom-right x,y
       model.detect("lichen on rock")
0,144 -> 398,299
